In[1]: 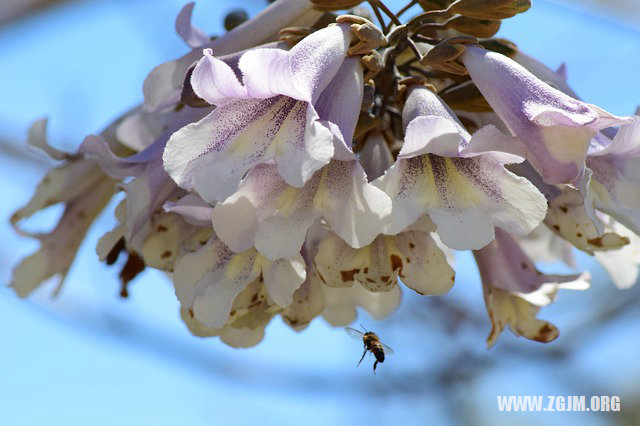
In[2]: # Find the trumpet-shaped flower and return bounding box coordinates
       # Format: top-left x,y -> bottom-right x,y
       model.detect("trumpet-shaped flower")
173,236 -> 306,329
585,115 -> 640,235
474,228 -> 590,347
143,0 -> 321,112
376,85 -> 547,250
163,24 -> 356,203
460,45 -> 631,185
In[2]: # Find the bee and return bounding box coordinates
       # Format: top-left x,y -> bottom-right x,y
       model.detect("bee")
345,325 -> 393,374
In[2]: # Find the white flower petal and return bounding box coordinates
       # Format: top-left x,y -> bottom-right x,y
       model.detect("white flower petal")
173,240 -> 260,328
261,254 -> 307,307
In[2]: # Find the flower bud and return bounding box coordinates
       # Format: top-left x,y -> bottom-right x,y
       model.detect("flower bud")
417,0 -> 454,10
448,0 -> 531,20
337,14 -> 388,55
309,0 -> 365,11
446,15 -> 501,38
420,36 -> 478,75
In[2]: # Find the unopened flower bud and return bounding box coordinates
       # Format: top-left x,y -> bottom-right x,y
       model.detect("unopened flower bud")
420,36 -> 478,75
446,15 -> 501,38
361,50 -> 384,80
278,26 -> 312,46
337,14 -> 387,55
417,0 -> 454,10
309,0 -> 365,11
448,0 -> 531,20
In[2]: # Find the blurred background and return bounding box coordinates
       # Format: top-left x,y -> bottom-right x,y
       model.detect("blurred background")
1,0 -> 639,425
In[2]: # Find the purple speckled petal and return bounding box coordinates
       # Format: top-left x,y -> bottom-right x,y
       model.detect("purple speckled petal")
318,161 -> 392,249
210,162 -> 313,258
376,154 -> 546,249
164,95 -> 334,202
212,159 -> 390,260
175,2 -> 209,48
461,45 -> 632,184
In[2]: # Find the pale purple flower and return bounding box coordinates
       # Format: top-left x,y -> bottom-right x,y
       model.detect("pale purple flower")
314,223 -> 455,296
173,237 -> 305,329
584,115 -> 640,235
376,85 -> 547,250
143,0 -> 321,112
163,24 -> 356,203
81,105 -> 210,254
179,277 -> 280,348
204,55 -> 392,260
460,45 -> 631,185
10,119 -> 118,297
474,228 -> 590,347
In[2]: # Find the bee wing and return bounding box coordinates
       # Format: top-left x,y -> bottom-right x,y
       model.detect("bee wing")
345,327 -> 365,340
380,342 -> 394,355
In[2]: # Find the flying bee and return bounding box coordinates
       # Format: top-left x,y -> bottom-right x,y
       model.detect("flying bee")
345,325 -> 393,374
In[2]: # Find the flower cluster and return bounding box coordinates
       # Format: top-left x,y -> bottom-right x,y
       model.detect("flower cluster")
11,0 -> 639,348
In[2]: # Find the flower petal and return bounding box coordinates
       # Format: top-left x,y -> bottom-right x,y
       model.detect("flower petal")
315,231 -> 454,295
261,254 -> 307,307
27,118 -> 70,161
318,161 -> 392,249
164,193 -> 213,228
211,163 -> 316,259
360,133 -> 394,181
461,45 -> 632,184
11,178 -> 115,297
191,49 -> 248,104
173,240 -> 261,328
377,154 -> 546,249
143,0 -> 320,111
175,2 -> 209,49
474,228 -> 590,347
321,282 -> 402,327
239,24 -> 351,103
281,265 -> 325,331
313,56 -> 363,146
545,187 -> 630,254
163,97 -> 333,202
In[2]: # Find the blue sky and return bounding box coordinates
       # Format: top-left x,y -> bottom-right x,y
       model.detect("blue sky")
1,1 -> 639,425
